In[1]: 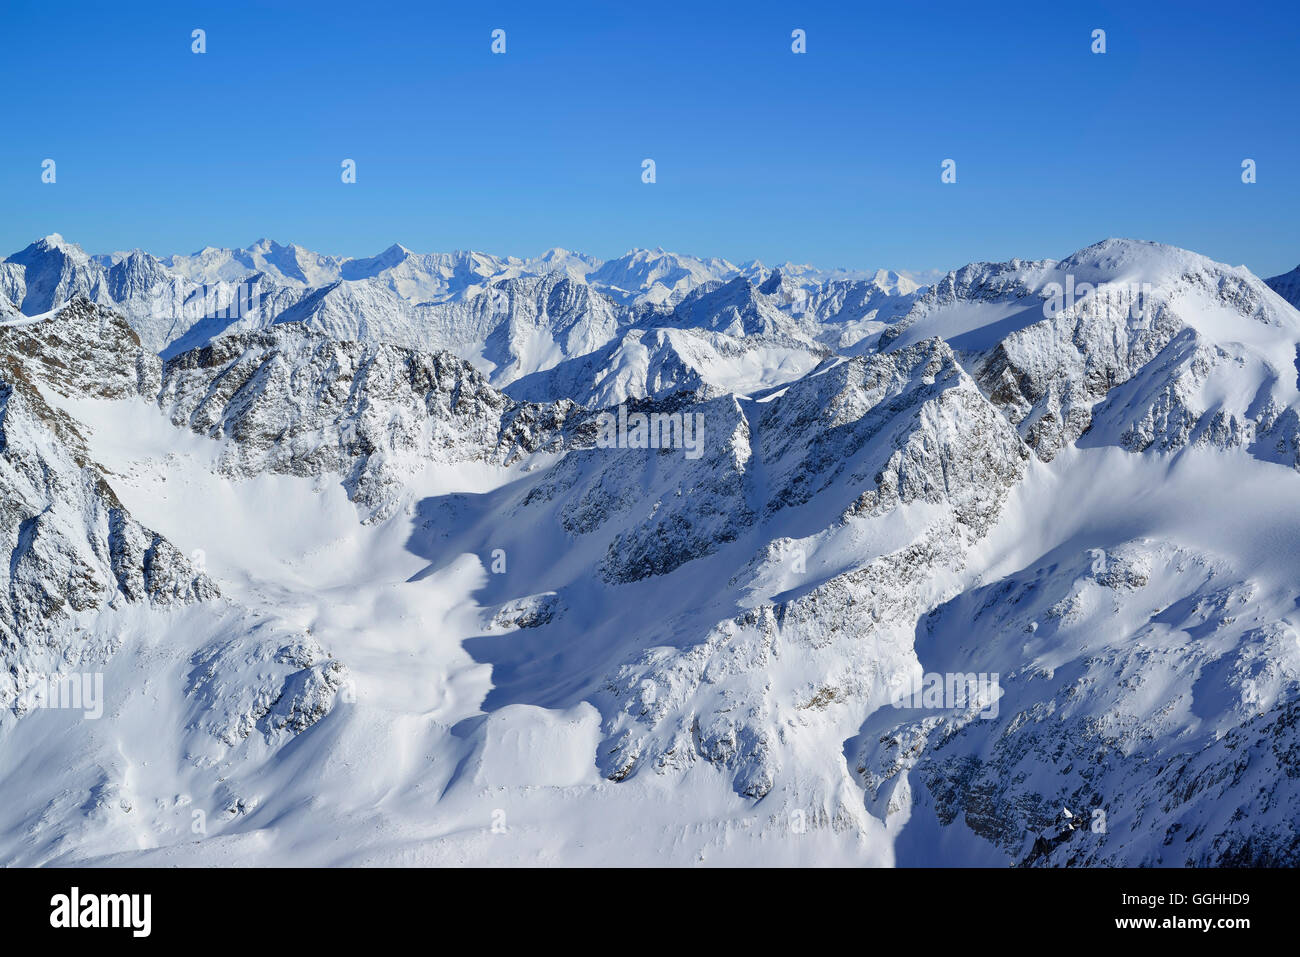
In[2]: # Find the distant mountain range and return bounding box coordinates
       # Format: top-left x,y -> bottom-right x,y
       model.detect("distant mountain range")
0,234 -> 923,399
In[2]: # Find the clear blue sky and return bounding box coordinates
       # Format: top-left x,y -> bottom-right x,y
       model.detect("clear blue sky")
2,0 -> 1297,277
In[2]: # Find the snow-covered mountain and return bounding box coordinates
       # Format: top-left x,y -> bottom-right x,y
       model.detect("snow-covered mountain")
1,235 -> 1298,867
153,238 -> 349,288
584,248 -> 744,305
5,236 -> 916,369
1,235 -> 918,401
1,234 -> 114,314
1266,263 -> 1300,309
272,271 -> 626,389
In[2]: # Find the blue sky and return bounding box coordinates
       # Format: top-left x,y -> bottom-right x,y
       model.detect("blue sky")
2,0 -> 1297,277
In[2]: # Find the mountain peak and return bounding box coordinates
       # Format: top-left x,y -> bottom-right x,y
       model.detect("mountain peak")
1057,237 -> 1241,285
8,233 -> 90,267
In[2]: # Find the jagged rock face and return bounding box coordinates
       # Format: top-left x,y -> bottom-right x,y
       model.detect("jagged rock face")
158,324 -> 576,521
0,236 -> 113,314
892,257 -> 1051,328
503,278 -> 838,408
501,245 -> 1300,860
651,276 -> 819,344
1074,268 -> 1300,469
450,272 -> 623,384
487,593 -> 564,632
516,393 -> 754,584
104,249 -> 171,302
876,241 -> 1300,468
970,292 -> 1185,459
342,245 -> 507,297
0,364 -> 216,664
588,248 -> 743,305
186,627 -> 348,746
590,340 -> 1031,801
273,272 -> 626,389
1083,275 -> 1300,469
506,326 -> 825,409
0,297 -> 161,400
1096,334 -> 1300,470
759,340 -> 1029,530
0,296 -> 348,769
1,240 -> 304,356
852,540 -> 1300,866
800,276 -> 918,350
160,239 -> 345,287
111,258 -> 304,357
506,329 -> 712,408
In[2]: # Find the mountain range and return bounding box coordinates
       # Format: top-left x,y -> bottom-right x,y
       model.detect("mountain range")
1,233 -> 1298,867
